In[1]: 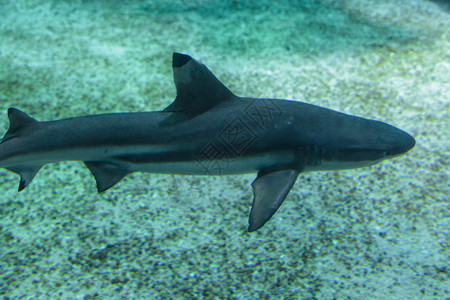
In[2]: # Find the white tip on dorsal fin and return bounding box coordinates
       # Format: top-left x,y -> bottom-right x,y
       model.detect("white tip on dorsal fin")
161,53 -> 236,125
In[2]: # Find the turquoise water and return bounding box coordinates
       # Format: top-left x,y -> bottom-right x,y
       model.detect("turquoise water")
0,0 -> 448,299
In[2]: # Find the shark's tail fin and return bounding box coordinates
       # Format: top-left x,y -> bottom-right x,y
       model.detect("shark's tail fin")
1,108 -> 42,191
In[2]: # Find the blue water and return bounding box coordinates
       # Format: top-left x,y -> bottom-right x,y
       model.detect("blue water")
0,0 -> 448,299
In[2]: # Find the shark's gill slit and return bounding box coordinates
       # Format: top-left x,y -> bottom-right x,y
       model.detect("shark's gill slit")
0,53 -> 415,231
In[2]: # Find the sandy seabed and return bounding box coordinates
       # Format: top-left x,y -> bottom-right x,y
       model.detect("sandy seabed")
0,0 -> 448,299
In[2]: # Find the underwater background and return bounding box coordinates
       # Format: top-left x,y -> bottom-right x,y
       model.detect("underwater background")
0,0 -> 448,299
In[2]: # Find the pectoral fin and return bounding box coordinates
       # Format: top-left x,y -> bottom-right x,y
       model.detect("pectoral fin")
84,161 -> 130,192
248,168 -> 300,232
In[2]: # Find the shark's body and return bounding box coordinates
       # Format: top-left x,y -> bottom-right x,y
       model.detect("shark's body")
0,53 -> 415,231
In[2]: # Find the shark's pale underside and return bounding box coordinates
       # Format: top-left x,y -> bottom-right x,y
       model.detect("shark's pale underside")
0,53 -> 415,231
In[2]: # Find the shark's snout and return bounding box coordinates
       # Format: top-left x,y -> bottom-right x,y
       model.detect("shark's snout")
387,129 -> 415,157
0,52 -> 417,233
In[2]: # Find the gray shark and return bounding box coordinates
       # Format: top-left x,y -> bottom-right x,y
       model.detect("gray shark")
0,53 -> 415,231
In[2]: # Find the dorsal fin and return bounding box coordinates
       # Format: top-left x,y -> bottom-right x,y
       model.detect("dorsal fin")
1,108 -> 39,143
1,108 -> 42,190
161,53 -> 236,125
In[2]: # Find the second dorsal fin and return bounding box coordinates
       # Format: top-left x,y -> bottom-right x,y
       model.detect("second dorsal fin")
1,108 -> 39,143
162,53 -> 236,125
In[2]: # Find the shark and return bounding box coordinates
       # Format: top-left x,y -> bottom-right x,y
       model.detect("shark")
0,53 -> 415,231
